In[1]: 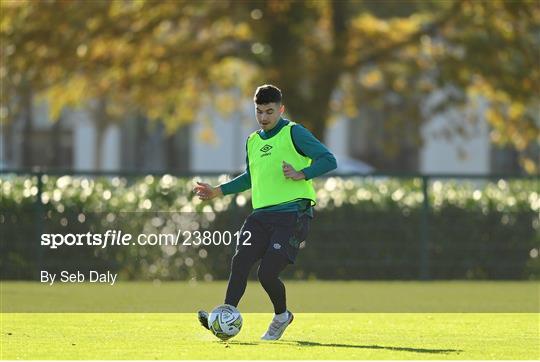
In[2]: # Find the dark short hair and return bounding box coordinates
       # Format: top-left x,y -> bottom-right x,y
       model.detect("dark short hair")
253,84 -> 282,105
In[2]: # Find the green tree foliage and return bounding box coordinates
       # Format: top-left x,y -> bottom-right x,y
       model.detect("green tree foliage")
1,0 -> 538,171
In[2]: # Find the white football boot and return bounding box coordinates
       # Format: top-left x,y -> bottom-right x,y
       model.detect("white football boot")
260,311 -> 294,341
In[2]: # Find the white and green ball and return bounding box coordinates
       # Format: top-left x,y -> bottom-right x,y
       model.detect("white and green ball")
208,304 -> 243,341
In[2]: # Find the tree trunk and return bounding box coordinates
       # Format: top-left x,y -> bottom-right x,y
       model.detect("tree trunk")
266,0 -> 349,143
2,116 -> 13,167
50,115 -> 62,167
21,86 -> 34,168
165,133 -> 177,171
92,98 -> 108,171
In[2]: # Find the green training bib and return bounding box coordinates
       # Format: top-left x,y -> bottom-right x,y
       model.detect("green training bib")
247,122 -> 317,209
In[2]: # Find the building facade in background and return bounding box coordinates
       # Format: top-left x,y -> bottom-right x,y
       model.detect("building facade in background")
0,97 -> 522,174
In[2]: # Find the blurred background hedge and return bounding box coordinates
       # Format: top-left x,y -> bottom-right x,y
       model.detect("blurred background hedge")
1,173 -> 538,280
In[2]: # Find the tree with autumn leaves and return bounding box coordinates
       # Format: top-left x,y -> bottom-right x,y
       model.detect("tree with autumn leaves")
1,0 -> 538,172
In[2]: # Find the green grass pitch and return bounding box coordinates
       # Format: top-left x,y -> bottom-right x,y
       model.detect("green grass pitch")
1,281 -> 538,359
2,313 -> 538,359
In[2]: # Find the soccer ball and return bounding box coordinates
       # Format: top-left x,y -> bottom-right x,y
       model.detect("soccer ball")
208,304 -> 243,341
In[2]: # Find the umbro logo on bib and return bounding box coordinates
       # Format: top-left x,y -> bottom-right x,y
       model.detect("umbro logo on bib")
260,144 -> 273,153
260,144 -> 272,157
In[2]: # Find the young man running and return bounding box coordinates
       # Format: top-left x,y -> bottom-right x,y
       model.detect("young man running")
194,84 -> 337,340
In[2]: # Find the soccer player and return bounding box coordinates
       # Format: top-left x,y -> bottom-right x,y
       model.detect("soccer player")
194,84 -> 337,340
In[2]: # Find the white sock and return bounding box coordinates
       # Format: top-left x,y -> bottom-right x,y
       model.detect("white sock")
274,311 -> 289,323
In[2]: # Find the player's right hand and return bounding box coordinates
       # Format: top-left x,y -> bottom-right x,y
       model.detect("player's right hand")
194,182 -> 221,201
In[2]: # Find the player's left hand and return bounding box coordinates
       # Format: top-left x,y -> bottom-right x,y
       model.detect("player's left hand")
282,161 -> 306,180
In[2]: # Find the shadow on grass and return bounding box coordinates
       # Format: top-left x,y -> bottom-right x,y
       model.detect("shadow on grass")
221,341 -> 260,346
286,340 -> 462,354
220,339 -> 462,355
